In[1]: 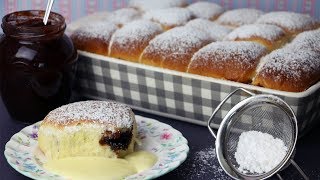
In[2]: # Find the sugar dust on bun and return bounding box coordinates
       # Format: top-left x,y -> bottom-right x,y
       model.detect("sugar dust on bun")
71,22 -> 118,56
143,7 -> 193,30
109,20 -> 163,62
38,100 -> 137,160
256,11 -> 319,36
66,11 -> 109,34
224,24 -> 287,51
188,41 -> 267,83
253,48 -> 320,92
106,8 -> 141,27
285,29 -> 320,53
216,8 -> 264,28
187,1 -> 224,20
140,26 -> 212,72
185,19 -> 232,41
69,5 -> 320,93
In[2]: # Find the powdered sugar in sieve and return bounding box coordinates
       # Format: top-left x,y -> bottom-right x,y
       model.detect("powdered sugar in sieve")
235,131 -> 288,174
208,88 -> 308,180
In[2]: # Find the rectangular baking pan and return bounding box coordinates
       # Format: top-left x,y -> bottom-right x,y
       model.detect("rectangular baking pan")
74,51 -> 320,136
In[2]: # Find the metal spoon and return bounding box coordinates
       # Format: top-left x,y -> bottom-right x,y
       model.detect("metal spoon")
43,0 -> 54,25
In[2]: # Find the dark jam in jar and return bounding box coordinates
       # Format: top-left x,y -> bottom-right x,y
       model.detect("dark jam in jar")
0,10 -> 78,123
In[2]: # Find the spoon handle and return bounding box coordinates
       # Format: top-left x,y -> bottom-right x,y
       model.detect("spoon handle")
43,0 -> 54,25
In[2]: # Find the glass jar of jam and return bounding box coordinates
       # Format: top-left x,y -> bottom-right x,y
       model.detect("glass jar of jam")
0,10 -> 78,123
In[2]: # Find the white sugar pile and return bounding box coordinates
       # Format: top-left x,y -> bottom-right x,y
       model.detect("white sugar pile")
235,131 -> 288,174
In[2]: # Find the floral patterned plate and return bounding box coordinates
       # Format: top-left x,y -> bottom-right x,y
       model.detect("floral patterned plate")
4,115 -> 189,180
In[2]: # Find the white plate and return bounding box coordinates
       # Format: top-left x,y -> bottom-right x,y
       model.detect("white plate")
4,115 -> 189,180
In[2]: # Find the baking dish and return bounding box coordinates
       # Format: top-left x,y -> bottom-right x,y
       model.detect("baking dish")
74,51 -> 320,136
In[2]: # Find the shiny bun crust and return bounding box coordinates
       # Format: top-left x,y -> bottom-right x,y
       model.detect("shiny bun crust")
70,2 -> 320,92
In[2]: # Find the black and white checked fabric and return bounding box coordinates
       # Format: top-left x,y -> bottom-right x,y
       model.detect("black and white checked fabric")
74,52 -> 320,135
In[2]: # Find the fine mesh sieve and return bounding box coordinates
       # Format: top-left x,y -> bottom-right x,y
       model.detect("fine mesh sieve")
208,88 -> 308,180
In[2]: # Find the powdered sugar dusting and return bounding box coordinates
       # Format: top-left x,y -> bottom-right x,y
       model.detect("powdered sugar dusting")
186,19 -> 232,41
191,41 -> 266,67
129,0 -> 187,11
175,147 -> 231,179
67,11 -> 109,33
143,26 -> 210,61
71,21 -> 118,41
235,131 -> 288,174
256,48 -> 320,81
44,101 -> 134,129
111,20 -> 162,47
286,29 -> 320,52
224,24 -> 285,41
143,7 -> 192,27
106,8 -> 141,26
216,8 -> 264,26
256,11 -> 317,32
187,1 -> 224,19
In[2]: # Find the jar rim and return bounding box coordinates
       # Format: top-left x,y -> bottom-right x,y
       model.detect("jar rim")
1,10 -> 66,39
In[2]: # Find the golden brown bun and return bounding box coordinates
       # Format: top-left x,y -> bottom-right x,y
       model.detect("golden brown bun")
71,22 -> 118,56
70,6 -> 320,92
224,24 -> 288,51
140,26 -> 212,72
109,20 -> 163,62
256,11 -> 319,36
216,8 -> 264,28
38,100 -> 137,160
72,37 -> 109,56
188,41 -> 267,83
253,48 -> 320,92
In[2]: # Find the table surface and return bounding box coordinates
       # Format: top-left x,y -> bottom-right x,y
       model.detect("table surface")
1,96 -> 320,180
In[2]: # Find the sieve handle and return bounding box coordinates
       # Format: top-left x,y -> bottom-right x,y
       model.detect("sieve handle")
207,88 -> 255,139
290,159 -> 309,180
276,174 -> 284,180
